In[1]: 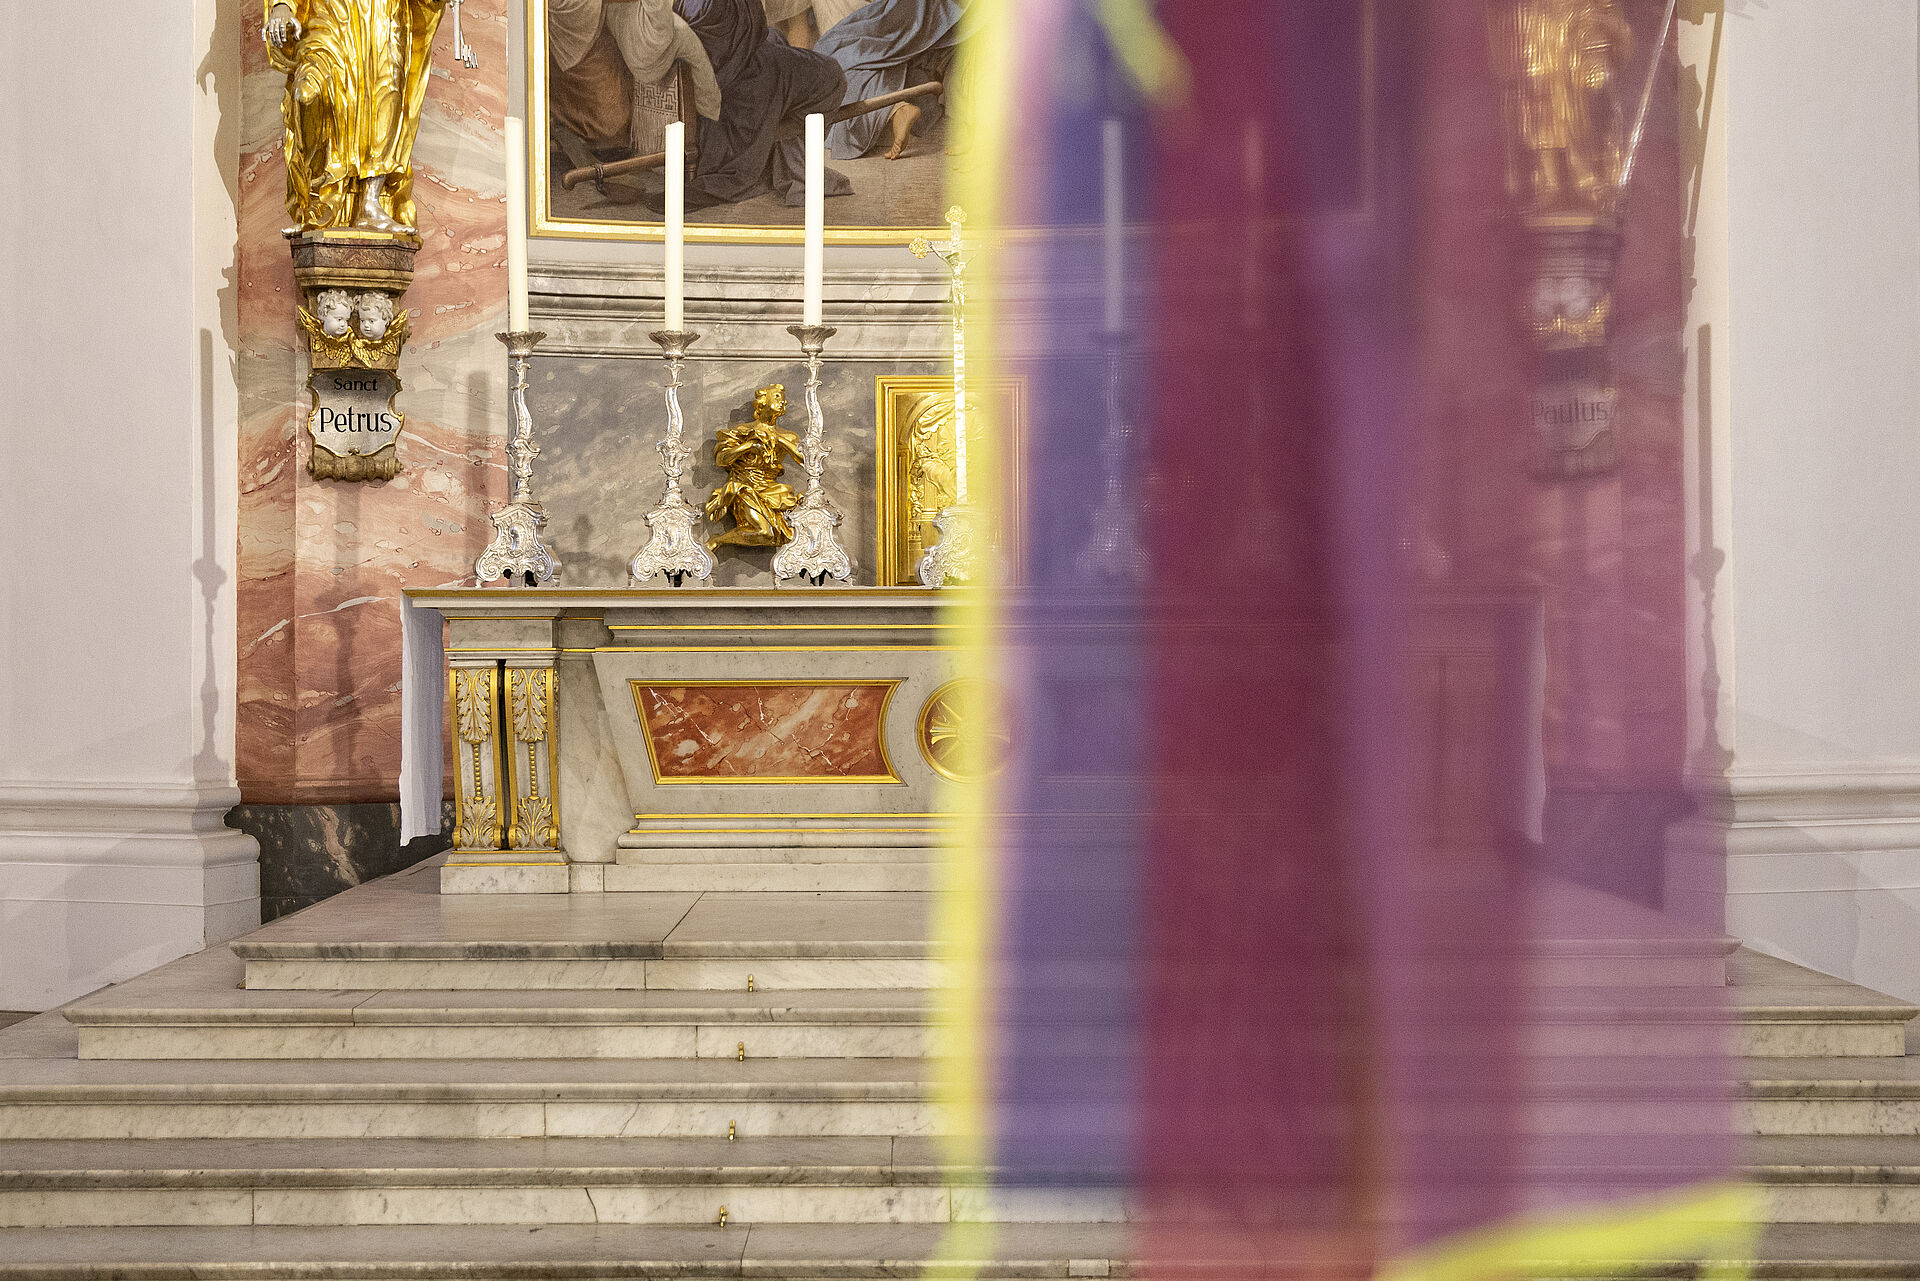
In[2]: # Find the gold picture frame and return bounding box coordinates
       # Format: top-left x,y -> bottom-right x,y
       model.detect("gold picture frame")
874,374 -> 1026,586
527,0 -> 947,246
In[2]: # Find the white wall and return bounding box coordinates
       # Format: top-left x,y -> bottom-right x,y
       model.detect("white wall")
1675,0 -> 1920,1001
0,0 -> 257,1010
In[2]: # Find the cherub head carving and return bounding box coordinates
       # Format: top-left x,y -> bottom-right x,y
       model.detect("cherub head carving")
314,289 -> 354,338
353,291 -> 396,341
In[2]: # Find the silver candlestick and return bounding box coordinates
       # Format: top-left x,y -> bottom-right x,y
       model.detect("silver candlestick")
1072,329 -> 1147,585
628,328 -> 715,587
771,324 -> 854,586
475,330 -> 560,586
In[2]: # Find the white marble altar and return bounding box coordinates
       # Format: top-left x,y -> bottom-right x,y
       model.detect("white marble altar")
406,588 -> 965,894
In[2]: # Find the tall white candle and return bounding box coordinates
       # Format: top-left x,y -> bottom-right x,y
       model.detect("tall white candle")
1102,117 -> 1124,333
664,121 -> 686,331
505,115 -> 531,331
803,113 -> 825,326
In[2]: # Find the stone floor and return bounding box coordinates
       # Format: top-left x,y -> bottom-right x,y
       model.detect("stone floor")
2,858 -> 1919,1276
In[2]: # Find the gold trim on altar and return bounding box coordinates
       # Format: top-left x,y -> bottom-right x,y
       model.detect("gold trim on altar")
873,375 -> 1027,587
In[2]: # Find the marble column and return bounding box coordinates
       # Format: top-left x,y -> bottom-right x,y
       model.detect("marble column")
0,0 -> 259,1008
1669,1 -> 1920,1001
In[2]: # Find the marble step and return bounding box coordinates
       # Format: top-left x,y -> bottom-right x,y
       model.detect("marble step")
605,860 -> 935,893
10,1135 -> 1920,1229
228,873 -> 1735,992
7,1055 -> 1920,1141
610,847 -> 941,896
1,1222 -> 1918,1281
0,1136 -> 1128,1229
0,1057 -> 949,1141
234,939 -> 1735,993
4,1221 -> 1129,1280
63,977 -> 1916,1061
65,988 -> 942,1061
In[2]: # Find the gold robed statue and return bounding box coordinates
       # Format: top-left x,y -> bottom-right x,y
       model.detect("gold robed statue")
706,386 -> 805,550
1489,0 -> 1634,220
265,0 -> 446,235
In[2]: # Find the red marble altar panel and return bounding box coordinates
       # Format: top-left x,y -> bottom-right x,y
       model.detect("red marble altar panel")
632,683 -> 900,782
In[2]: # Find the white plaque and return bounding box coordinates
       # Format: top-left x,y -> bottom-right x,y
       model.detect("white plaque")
307,368 -> 403,458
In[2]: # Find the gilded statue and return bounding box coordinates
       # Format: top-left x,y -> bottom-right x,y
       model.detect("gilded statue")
265,0 -> 448,235
1489,0 -> 1634,219
705,386 -> 805,549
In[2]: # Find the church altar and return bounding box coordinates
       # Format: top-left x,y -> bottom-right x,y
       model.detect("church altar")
403,588 -> 964,894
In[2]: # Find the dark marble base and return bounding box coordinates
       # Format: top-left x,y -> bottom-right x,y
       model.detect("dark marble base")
227,802 -> 451,921
1541,784 -> 1694,911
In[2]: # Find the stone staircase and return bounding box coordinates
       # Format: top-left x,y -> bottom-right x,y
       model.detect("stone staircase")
0,860 -> 1917,1277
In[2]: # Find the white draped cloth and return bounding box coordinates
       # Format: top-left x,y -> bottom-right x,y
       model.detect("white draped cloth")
761,0 -> 874,37
549,0 -> 722,122
398,593 -> 446,844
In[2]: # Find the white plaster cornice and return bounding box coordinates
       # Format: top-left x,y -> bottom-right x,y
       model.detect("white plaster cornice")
1674,767 -> 1920,856
0,781 -> 254,859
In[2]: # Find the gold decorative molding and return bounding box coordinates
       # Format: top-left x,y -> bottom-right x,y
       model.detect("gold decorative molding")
874,375 -> 1027,586
506,666 -> 561,852
450,665 -> 504,850
917,678 -> 1006,782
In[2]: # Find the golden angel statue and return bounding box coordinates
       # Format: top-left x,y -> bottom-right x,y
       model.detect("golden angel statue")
705,386 -> 805,550
265,0 -> 448,235
1489,0 -> 1635,219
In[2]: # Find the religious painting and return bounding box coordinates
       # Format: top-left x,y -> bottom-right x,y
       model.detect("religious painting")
531,0 -> 971,244
874,374 -> 1026,585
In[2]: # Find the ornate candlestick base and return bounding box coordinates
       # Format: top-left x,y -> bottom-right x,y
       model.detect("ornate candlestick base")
476,330 -> 561,586
629,329 -> 716,587
916,503 -> 981,587
772,324 -> 854,587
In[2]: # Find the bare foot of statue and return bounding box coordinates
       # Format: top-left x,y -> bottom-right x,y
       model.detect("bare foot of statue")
884,102 -> 921,161
353,179 -> 415,236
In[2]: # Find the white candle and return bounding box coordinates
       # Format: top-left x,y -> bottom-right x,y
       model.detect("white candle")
664,121 -> 686,331
1102,116 -> 1124,333
505,115 -> 531,331
803,113 -> 825,326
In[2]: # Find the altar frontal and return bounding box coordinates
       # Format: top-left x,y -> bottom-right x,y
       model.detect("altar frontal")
411,589 -> 967,894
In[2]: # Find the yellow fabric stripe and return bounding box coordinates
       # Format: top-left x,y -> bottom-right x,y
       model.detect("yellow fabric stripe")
1378,1181 -> 1764,1281
1091,0 -> 1191,104
928,0 -> 1018,1269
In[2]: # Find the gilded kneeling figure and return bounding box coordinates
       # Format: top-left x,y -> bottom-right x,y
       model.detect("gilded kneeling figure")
705,385 -> 805,550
